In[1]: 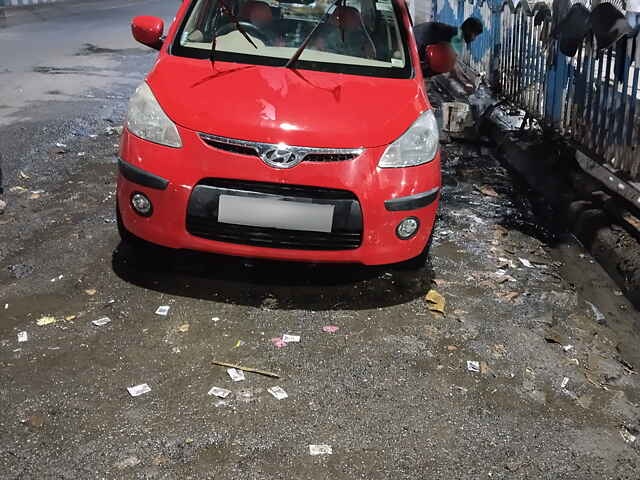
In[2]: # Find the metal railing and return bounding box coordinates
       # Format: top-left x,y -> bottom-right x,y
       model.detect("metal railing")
434,0 -> 640,183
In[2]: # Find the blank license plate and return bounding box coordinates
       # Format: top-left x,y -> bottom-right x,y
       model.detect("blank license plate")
218,195 -> 335,233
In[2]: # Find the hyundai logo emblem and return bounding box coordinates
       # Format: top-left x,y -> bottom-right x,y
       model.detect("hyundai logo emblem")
259,145 -> 304,169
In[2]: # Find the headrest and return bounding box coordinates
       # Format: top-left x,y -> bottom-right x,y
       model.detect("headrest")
329,6 -> 362,31
239,1 -> 273,25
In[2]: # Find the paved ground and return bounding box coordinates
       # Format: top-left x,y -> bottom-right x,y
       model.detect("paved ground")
1,1 -> 640,478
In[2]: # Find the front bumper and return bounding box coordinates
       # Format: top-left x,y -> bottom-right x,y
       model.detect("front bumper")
117,126 -> 441,265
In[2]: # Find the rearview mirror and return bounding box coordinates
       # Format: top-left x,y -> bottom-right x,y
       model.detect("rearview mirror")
132,16 -> 164,50
424,43 -> 457,77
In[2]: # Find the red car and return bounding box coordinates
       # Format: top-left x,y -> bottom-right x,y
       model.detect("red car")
117,0 -> 441,267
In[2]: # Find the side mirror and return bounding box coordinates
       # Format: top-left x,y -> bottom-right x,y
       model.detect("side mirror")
132,16 -> 164,50
424,43 -> 457,77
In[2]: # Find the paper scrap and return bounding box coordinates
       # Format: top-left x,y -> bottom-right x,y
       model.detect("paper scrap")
271,337 -> 288,348
467,360 -> 480,373
561,377 -> 569,389
178,323 -> 190,333
155,306 -> 170,316
563,345 -> 573,352
267,386 -> 289,400
92,317 -> 111,327
585,301 -> 605,324
208,386 -> 231,399
282,334 -> 300,343
227,368 -> 245,382
36,316 -> 57,326
309,445 -> 332,456
17,331 -> 28,343
620,427 -> 637,443
323,325 -> 339,333
519,258 -> 534,268
127,383 -> 151,397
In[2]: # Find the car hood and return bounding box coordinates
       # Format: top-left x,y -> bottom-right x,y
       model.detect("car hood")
147,56 -> 428,149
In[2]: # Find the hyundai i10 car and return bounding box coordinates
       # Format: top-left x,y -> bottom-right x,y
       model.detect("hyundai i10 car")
117,0 -> 441,266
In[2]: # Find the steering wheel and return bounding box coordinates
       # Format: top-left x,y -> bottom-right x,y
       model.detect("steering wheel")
215,21 -> 272,45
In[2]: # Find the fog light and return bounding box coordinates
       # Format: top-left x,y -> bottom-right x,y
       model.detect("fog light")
396,217 -> 419,239
131,193 -> 152,216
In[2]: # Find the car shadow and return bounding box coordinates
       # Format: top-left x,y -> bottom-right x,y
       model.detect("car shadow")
111,243 -> 433,311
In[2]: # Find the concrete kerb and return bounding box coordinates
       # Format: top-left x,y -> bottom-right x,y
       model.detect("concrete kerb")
434,76 -> 640,309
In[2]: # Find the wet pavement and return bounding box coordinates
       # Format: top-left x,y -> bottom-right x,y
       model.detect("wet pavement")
2,1 -> 640,478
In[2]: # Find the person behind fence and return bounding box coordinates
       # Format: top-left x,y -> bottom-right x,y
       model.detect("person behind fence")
413,17 -> 483,92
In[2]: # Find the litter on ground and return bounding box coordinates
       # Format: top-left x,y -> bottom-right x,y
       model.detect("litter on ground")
467,361 -> 480,373
212,360 -> 280,378
267,386 -> 288,400
322,325 -> 339,333
155,306 -> 170,316
227,368 -> 245,382
519,258 -> 534,268
271,337 -> 288,348
127,383 -> 151,397
36,316 -> 57,326
425,289 -> 446,316
208,386 -> 231,398
309,445 -> 332,456
586,301 -> 606,324
92,317 -> 111,327
17,331 -> 28,343
282,334 -> 301,343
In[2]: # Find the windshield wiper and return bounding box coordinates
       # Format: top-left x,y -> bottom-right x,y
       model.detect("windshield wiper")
210,0 -> 258,65
285,0 -> 345,69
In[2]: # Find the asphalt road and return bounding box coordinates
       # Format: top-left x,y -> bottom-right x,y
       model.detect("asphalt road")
1,1 -> 640,478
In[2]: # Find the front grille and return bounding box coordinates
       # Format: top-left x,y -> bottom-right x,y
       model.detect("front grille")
186,179 -> 363,251
199,133 -> 361,164
197,178 -> 357,200
186,219 -> 362,250
303,153 -> 359,162
201,138 -> 257,157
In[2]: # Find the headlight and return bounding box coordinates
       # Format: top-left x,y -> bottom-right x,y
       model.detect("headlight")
126,82 -> 182,148
378,109 -> 439,168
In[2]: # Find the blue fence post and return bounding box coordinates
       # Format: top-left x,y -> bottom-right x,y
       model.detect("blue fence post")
544,50 -> 569,127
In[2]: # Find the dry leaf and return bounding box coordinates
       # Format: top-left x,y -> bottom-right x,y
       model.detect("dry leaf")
498,291 -> 520,302
29,193 -> 40,200
493,344 -> 507,357
476,185 -> 499,197
178,323 -> 190,333
65,315 -> 77,321
85,289 -> 97,296
480,361 -> 489,375
36,316 -> 57,326
447,345 -> 458,351
27,415 -> 44,428
425,289 -> 446,316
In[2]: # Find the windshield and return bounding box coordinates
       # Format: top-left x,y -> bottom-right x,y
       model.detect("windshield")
172,0 -> 412,78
